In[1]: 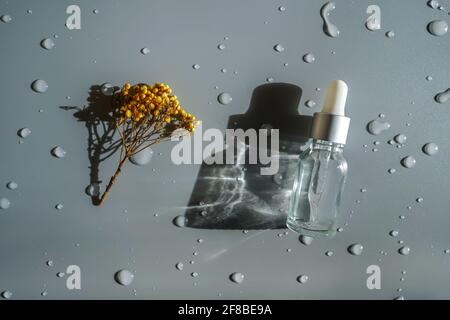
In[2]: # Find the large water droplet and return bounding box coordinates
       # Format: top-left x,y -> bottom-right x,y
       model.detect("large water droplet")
297,275 -> 309,284
130,148 -> 153,166
299,235 -> 314,246
218,92 -> 233,105
115,269 -> 134,286
428,0 -> 440,9
320,2 -> 340,37
394,134 -> 407,144
229,272 -> 245,284
1,290 -> 12,299
398,246 -> 410,255
51,146 -> 66,158
435,88 -> 450,104
302,53 -> 315,63
0,15 -> 12,23
40,38 -> 55,50
423,143 -> 439,156
401,156 -> 416,168
367,120 -> 391,135
173,215 -> 187,227
0,198 -> 11,210
348,243 -> 364,256
31,79 -> 48,93
6,181 -> 18,190
18,127 -> 31,139
427,20 -> 448,36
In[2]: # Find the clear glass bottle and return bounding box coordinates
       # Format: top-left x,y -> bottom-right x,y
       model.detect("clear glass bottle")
287,80 -> 350,237
287,139 -> 347,237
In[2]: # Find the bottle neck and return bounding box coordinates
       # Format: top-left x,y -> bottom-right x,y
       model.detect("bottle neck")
311,139 -> 344,152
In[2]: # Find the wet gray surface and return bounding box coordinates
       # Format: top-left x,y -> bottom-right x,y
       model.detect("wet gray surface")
0,0 -> 449,299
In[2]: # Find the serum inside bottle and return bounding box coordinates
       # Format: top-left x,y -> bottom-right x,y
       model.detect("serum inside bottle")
287,80 -> 350,237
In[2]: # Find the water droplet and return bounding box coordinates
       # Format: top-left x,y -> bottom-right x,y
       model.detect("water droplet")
305,100 -> 316,108
427,20 -> 448,36
217,92 -> 233,105
348,243 -> 364,256
416,197 -> 424,203
367,120 -> 390,135
40,38 -> 55,50
299,235 -> 314,246
394,134 -> 407,144
217,43 -> 226,50
173,215 -> 187,227
394,296 -> 405,300
93,9 -> 100,14
46,260 -> 53,267
266,77 -> 274,83
360,188 -> 367,193
1,290 -> 12,299
398,246 -> 410,255
0,198 -> 11,210
31,79 -> 48,93
51,146 -> 66,159
302,53 -> 315,63
274,44 -> 285,53
325,250 -> 334,257
55,203 -> 64,210
191,272 -> 199,278
435,88 -> 450,104
57,272 -> 65,278
17,127 -> 32,140
41,291 -> 48,297
389,230 -> 399,237
297,275 -> 309,284
337,227 -> 344,232
175,262 -> 184,271
444,249 -> 450,254
85,183 -> 100,197
130,148 -> 153,166
229,272 -> 245,284
6,181 -> 18,190
101,83 -> 115,96
115,269 -> 134,286
401,156 -> 416,168
385,30 -> 395,38
0,15 -> 12,23
320,2 -> 340,37
428,0 -> 440,9
278,6 -> 286,12
192,64 -> 200,70
140,47 -> 150,55
426,75 -> 433,81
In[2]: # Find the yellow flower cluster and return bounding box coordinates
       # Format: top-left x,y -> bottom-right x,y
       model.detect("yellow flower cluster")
116,82 -> 196,132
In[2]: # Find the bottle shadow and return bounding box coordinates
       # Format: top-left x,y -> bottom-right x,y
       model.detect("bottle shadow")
184,83 -> 313,230
60,85 -> 121,205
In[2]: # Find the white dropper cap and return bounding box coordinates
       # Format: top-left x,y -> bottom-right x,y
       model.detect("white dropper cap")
311,80 -> 351,144
321,80 -> 348,116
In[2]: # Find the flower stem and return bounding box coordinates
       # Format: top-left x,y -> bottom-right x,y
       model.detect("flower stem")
98,156 -> 128,206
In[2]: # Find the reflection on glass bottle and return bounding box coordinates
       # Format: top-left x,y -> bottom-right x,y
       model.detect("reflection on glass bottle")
287,139 -> 347,236
287,80 -> 350,237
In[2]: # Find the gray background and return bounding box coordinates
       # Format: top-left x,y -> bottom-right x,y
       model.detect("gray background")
0,0 -> 449,299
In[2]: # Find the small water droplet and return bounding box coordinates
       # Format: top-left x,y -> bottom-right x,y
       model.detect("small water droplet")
192,64 -> 200,70
389,230 -> 399,237
426,75 -> 433,81
302,53 -> 315,63
428,0 -> 440,9
57,272 -> 65,278
51,146 -> 66,159
435,88 -> 450,104
305,100 -> 316,108
217,92 -> 233,105
217,43 -> 226,50
115,269 -> 134,286
40,38 -> 55,50
101,83 -> 115,96
266,77 -> 274,83
416,197 -> 424,203
422,142 -> 439,156
348,243 -> 364,256
17,127 -> 31,139
274,44 -> 285,53
41,291 -> 48,297
385,30 -> 395,38
46,260 -> 53,267
191,272 -> 199,278
297,275 -> 309,284
6,181 -> 18,190
398,246 -> 410,255
299,235 -> 314,246
278,6 -> 286,12
229,272 -> 245,284
325,250 -> 334,257
427,20 -> 448,36
31,79 -> 48,93
394,134 -> 407,144
173,215 -> 187,227
0,198 -> 11,210
55,203 -> 64,210
220,68 -> 227,73
85,183 -> 100,197
0,15 -> 12,23
1,290 -> 12,299
93,9 -> 100,14
401,156 -> 416,168
175,262 -> 184,271
130,148 -> 153,165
